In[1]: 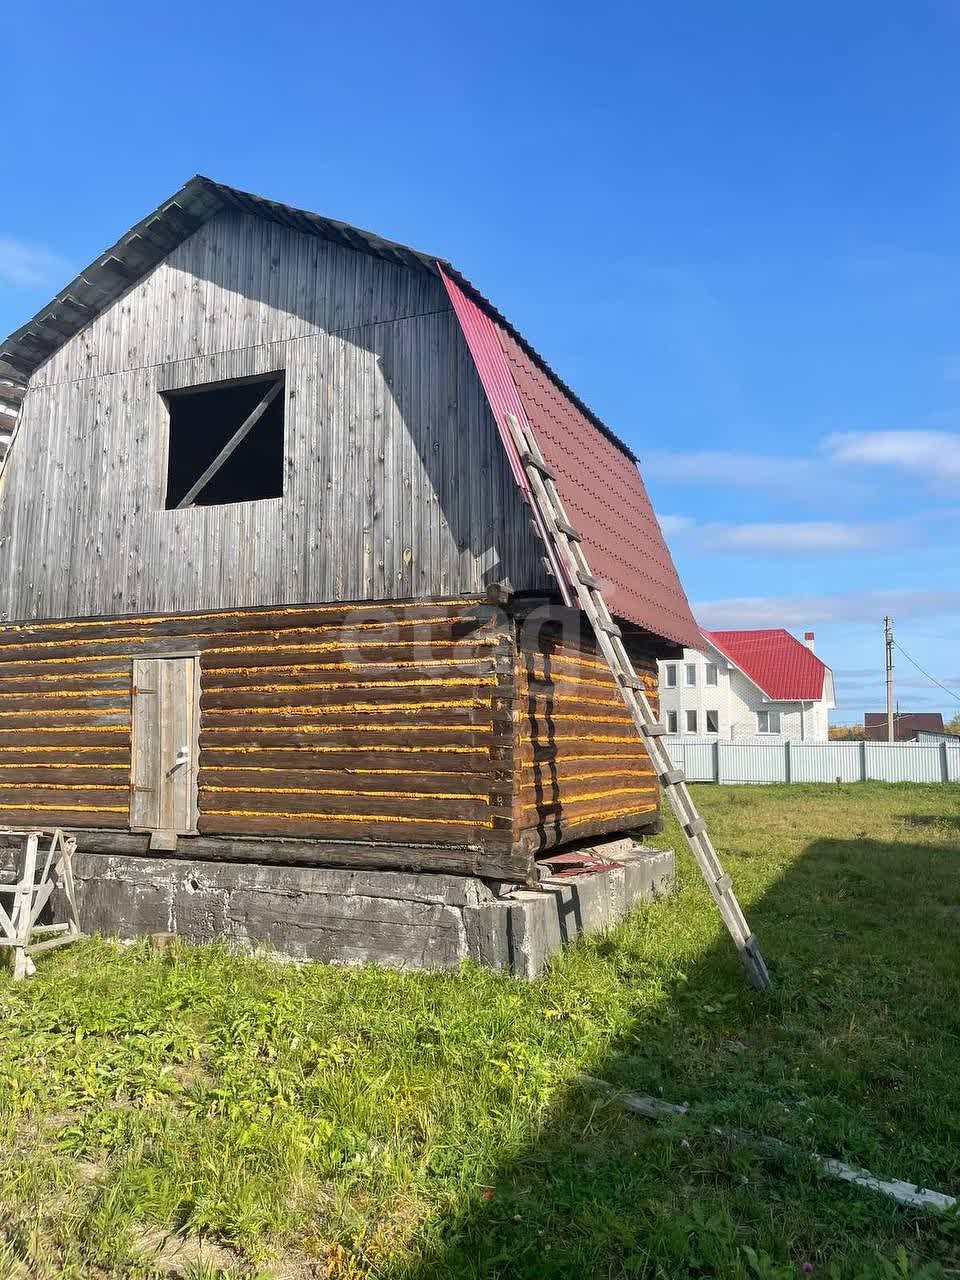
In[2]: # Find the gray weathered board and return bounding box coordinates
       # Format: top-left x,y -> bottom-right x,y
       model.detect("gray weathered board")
0,210 -> 549,622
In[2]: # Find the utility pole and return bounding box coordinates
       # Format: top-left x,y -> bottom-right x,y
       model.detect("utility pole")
884,616 -> 894,744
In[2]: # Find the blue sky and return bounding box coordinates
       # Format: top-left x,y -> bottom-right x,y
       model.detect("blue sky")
2,1 -> 959,723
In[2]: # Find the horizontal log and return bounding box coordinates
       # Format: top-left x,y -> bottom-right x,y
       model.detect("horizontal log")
0,729 -> 131,747
0,693 -> 130,713
201,640 -> 511,671
0,599 -> 501,645
198,810 -> 501,847
198,746 -> 493,772
515,737 -> 649,763
518,702 -> 638,727
202,658 -> 507,690
200,683 -> 500,712
199,787 -> 491,822
520,753 -> 652,777
521,772 -> 656,797
0,675 -> 131,696
0,747 -> 129,765
0,711 -> 129,728
522,790 -> 657,822
0,786 -> 127,810
12,827 -> 533,882
199,708 -> 497,736
198,727 -> 495,753
0,767 -> 129,786
199,766 -> 493,796
0,805 -> 129,829
521,807 -> 660,854
0,658 -> 134,680
0,620 -> 511,665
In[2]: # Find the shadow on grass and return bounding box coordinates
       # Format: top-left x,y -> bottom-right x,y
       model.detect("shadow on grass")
899,814 -> 960,835
386,831 -> 960,1279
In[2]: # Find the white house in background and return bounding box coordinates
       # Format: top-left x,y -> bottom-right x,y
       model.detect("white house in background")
657,628 -> 835,742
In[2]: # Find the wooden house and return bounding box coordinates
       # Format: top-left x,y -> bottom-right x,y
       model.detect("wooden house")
0,178 -> 700,887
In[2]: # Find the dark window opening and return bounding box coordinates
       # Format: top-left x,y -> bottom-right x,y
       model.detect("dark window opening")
164,373 -> 285,509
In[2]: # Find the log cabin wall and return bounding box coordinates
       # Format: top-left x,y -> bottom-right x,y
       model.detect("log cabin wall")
0,598 -> 530,875
512,612 -> 661,854
0,210 -> 547,622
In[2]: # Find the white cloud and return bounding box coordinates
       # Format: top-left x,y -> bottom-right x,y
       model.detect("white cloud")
694,589 -> 960,630
657,514 -> 695,535
705,521 -> 887,552
824,430 -> 960,480
643,449 -> 810,487
658,514 -> 903,553
0,236 -> 71,289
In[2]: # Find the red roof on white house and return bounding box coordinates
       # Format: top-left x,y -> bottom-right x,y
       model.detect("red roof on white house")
701,629 -> 831,701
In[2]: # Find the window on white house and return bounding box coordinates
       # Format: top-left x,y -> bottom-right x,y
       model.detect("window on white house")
667,710 -> 678,733
686,709 -> 698,733
706,710 -> 719,733
705,663 -> 718,686
685,663 -> 697,686
164,373 -> 285,509
664,665 -> 677,688
757,709 -> 782,734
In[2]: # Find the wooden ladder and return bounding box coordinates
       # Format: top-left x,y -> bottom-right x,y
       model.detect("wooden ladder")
504,414 -> 771,991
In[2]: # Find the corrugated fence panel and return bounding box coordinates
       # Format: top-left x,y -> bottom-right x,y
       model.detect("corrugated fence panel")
791,742 -> 863,783
663,737 -> 960,785
720,742 -> 787,784
675,740 -> 716,782
865,743 -> 942,784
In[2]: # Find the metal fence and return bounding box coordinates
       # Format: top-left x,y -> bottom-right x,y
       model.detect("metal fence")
663,737 -> 960,785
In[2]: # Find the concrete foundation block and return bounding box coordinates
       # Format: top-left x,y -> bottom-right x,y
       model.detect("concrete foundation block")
61,843 -> 675,979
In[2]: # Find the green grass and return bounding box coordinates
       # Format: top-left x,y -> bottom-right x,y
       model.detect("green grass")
2,783 -> 960,1278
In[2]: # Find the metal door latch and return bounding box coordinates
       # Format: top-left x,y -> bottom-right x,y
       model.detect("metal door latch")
167,746 -> 190,776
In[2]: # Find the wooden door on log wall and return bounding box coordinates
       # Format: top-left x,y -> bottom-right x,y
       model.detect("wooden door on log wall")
130,657 -> 199,834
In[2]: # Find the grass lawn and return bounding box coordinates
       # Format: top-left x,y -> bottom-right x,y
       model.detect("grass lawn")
2,783 -> 960,1279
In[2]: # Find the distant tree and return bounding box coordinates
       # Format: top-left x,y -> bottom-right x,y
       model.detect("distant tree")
946,712 -> 960,737
829,723 -> 865,741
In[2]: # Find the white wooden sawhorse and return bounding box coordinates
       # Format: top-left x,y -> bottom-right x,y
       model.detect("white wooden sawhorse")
0,827 -> 82,980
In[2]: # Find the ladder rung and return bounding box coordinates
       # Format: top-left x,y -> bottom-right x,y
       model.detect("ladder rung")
578,572 -> 602,590
660,768 -> 685,786
598,622 -> 622,638
519,449 -> 557,480
553,518 -> 582,542
715,873 -> 733,895
642,721 -> 666,736
618,674 -> 644,691
684,817 -> 707,837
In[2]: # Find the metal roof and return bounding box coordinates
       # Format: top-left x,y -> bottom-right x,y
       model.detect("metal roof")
864,712 -> 945,741
442,268 -> 700,649
0,176 -> 637,463
702,628 -> 830,701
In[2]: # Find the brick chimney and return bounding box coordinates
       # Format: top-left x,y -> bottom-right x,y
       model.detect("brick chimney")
803,631 -> 815,653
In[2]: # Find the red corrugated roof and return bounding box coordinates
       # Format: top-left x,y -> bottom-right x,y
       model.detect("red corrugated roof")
702,629 -> 828,700
440,268 -> 701,651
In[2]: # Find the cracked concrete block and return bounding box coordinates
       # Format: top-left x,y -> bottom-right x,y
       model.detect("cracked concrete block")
223,888 -> 467,969
467,847 -> 676,979
53,844 -> 675,978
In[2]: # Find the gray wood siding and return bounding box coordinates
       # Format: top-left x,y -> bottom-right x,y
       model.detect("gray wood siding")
0,211 -> 546,622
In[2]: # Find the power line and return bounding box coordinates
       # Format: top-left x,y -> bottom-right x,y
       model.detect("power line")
891,638 -> 960,706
